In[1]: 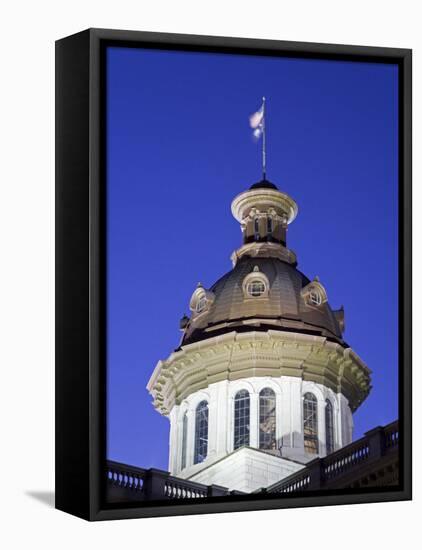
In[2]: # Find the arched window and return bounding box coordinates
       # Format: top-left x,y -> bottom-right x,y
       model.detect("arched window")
194,401 -> 208,464
181,412 -> 188,470
303,393 -> 319,454
309,289 -> 322,306
242,267 -> 269,299
325,399 -> 334,454
195,294 -> 207,313
254,218 -> 260,241
259,388 -> 276,450
234,390 -> 250,449
267,216 -> 273,235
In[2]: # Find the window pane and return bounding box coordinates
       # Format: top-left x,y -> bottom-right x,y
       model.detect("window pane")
309,290 -> 322,306
194,401 -> 208,464
254,218 -> 260,240
303,392 -> 319,454
259,388 -> 276,450
196,295 -> 206,312
234,390 -> 250,450
247,280 -> 265,297
325,399 -> 334,454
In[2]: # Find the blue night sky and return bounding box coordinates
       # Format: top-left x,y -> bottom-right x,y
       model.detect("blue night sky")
106,46 -> 398,470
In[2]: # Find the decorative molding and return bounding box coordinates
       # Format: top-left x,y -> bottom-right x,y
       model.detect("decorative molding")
231,188 -> 298,224
230,242 -> 297,266
147,330 -> 371,416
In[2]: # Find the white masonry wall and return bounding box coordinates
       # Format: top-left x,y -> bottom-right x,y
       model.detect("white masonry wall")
189,446 -> 304,493
168,376 -> 354,483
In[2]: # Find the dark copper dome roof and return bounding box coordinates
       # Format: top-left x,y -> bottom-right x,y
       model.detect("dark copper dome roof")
249,178 -> 278,190
181,255 -> 345,347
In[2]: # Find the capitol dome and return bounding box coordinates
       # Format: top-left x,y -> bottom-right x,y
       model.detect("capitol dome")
182,179 -> 345,348
147,177 -> 371,490
182,255 -> 345,347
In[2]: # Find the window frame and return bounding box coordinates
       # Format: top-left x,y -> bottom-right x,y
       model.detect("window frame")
194,400 -> 209,464
195,294 -> 207,313
303,392 -> 319,454
242,268 -> 270,300
233,389 -> 251,450
259,387 -> 277,451
325,399 -> 335,455
254,217 -> 260,240
309,289 -> 322,306
247,279 -> 266,297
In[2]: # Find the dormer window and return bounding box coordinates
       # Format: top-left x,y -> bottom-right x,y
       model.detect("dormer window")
309,289 -> 322,306
242,266 -> 270,299
195,295 -> 207,313
189,285 -> 215,316
301,278 -> 328,309
247,280 -> 266,297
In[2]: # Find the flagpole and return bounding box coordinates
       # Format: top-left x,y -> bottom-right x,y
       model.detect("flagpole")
262,96 -> 266,180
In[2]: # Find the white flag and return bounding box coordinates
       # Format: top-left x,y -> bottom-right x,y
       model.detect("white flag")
249,102 -> 265,140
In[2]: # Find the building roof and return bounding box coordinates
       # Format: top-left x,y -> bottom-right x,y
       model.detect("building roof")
179,179 -> 347,348
249,178 -> 279,190
181,255 -> 345,347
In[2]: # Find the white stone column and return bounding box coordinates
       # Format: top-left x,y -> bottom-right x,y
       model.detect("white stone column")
214,381 -> 229,456
275,385 -> 283,451
332,395 -> 340,451
185,407 -> 196,471
168,406 -> 179,474
318,396 -> 327,456
346,400 -> 354,445
337,393 -> 353,448
283,377 -> 305,461
279,377 -> 292,451
207,383 -> 220,460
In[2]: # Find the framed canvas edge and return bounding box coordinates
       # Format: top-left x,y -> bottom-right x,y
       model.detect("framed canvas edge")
55,27 -> 412,522
56,29 -> 92,521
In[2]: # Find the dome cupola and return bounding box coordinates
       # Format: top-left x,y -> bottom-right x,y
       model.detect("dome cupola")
147,174 -> 371,492
231,178 -> 298,249
179,179 -> 346,348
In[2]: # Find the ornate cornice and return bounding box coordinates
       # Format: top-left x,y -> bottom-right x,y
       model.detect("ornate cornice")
230,242 -> 297,266
147,330 -> 371,416
231,188 -> 298,224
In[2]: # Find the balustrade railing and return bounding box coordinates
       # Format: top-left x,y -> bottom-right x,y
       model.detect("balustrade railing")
384,422 -> 399,450
106,460 -> 238,502
323,439 -> 369,481
164,477 -> 208,499
270,470 -> 311,494
108,421 -> 398,500
107,461 -> 147,494
266,420 -> 399,494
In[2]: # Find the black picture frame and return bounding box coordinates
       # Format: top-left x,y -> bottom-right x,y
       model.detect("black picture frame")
55,28 -> 412,521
